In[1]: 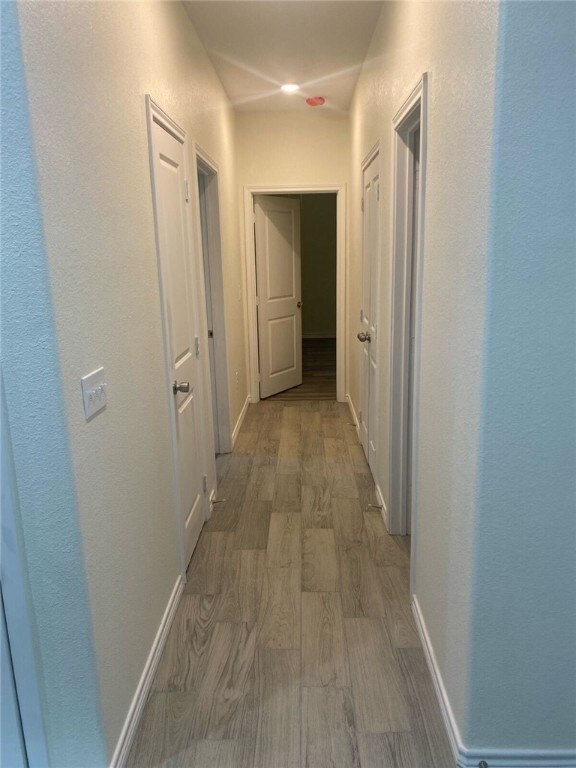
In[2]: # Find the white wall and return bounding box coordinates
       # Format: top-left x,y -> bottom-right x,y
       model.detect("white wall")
15,1 -> 245,759
349,0 -> 500,744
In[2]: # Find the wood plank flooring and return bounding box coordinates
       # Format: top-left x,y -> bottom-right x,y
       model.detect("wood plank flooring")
268,338 -> 336,401
127,400 -> 454,768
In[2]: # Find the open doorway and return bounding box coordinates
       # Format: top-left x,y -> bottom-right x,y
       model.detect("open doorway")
196,150 -> 232,454
389,76 -> 427,574
259,193 -> 337,401
245,185 -> 346,403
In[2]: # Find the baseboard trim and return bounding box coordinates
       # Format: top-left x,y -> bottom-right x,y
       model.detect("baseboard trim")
374,484 -> 389,531
110,575 -> 184,768
411,594 -> 461,763
345,394 -> 360,441
411,595 -> 576,768
232,395 -> 250,447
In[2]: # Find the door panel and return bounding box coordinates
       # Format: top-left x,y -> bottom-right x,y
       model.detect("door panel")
255,196 -> 302,398
150,118 -> 204,567
359,155 -> 380,475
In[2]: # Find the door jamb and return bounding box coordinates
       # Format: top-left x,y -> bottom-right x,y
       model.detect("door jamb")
244,184 -> 346,402
388,75 -> 428,582
194,146 -> 232,455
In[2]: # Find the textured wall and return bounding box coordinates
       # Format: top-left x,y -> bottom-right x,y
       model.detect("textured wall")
349,0 -> 500,737
301,194 -> 337,338
16,1 -> 244,759
469,1 -> 576,754
235,111 -> 350,189
1,4 -> 107,764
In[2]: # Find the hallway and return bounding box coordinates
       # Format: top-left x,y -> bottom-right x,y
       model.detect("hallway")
127,400 -> 452,767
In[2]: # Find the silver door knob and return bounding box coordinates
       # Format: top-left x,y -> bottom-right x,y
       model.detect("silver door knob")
297,301 -> 303,308
357,331 -> 371,343
173,380 -> 190,395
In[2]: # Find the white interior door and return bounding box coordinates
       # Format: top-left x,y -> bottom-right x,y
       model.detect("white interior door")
150,115 -> 204,568
254,196 -> 302,398
358,155 -> 380,473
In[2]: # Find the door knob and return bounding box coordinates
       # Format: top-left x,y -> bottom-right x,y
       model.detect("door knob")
297,301 -> 303,308
173,380 -> 190,395
357,331 -> 371,343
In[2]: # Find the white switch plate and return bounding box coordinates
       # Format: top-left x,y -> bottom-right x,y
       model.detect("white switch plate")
81,367 -> 107,420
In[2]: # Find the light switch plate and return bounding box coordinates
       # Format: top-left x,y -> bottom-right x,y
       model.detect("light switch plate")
81,367 -> 107,420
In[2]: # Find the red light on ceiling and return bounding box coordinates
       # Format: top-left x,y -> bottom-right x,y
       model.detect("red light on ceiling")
306,96 -> 325,107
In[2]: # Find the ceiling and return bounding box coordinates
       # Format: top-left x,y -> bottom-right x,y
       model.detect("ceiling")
183,1 -> 384,113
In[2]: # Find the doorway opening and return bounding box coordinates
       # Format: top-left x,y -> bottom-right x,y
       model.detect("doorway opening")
196,149 -> 232,454
389,76 -> 428,577
266,193 -> 337,401
244,185 -> 346,403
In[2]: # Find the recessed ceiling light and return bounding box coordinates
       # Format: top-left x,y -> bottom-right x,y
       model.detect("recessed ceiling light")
281,83 -> 300,93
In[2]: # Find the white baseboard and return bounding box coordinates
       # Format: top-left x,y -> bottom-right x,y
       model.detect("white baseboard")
411,594 -> 461,764
231,395 -> 250,447
345,394 -> 360,441
110,575 -> 184,768
411,595 -> 576,768
374,484 -> 389,531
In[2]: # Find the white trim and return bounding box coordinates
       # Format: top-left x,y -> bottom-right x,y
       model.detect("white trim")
345,393 -> 360,441
388,75 -> 428,579
362,140 -> 380,171
411,595 -> 575,768
243,184 -> 346,403
231,395 -> 250,447
110,575 -> 184,768
374,484 -> 389,531
411,594 -> 461,762
1,393 -> 50,767
195,145 -> 233,455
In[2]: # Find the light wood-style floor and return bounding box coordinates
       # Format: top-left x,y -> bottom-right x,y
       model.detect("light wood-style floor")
127,400 -> 453,768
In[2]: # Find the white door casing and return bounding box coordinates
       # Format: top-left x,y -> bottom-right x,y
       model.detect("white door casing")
254,195 -> 303,399
148,102 -> 205,568
359,152 -> 381,475
196,148 -> 232,455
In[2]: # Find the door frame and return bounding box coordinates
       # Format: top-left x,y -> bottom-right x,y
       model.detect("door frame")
195,146 -> 232,454
1,387 -> 50,767
243,184 -> 346,402
388,75 -> 428,557
145,96 -> 215,577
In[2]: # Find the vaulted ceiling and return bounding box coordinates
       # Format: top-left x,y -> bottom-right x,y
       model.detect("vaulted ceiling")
183,1 -> 384,112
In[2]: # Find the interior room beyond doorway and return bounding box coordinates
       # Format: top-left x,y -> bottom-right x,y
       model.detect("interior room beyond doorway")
261,192 -> 338,401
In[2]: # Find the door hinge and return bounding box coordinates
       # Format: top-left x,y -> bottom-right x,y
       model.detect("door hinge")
208,329 -> 214,339
202,474 -> 208,493
194,336 -> 200,357
184,179 -> 190,202
361,198 -> 364,212
360,309 -> 364,323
